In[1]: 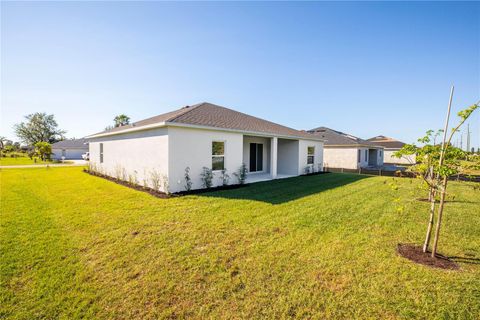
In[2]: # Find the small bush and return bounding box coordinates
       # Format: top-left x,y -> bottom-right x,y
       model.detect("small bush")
184,167 -> 192,191
200,167 -> 213,189
220,168 -> 230,186
304,165 -> 312,174
161,174 -> 170,194
234,163 -> 248,185
150,170 -> 162,191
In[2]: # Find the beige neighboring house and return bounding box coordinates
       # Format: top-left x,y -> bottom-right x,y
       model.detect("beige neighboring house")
367,136 -> 416,165
86,102 -> 325,193
308,127 -> 384,169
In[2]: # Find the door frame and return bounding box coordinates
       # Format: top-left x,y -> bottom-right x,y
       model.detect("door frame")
249,143 -> 264,172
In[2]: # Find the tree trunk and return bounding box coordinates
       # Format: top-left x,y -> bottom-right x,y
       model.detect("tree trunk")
423,187 -> 436,253
431,177 -> 448,258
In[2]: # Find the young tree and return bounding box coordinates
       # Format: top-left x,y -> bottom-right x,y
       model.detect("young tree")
114,114 -> 130,127
431,101 -> 478,257
395,93 -> 479,257
34,142 -> 52,161
14,113 -> 66,145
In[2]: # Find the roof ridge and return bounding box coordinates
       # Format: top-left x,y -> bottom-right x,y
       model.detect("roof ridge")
166,102 -> 205,122
177,102 -> 307,134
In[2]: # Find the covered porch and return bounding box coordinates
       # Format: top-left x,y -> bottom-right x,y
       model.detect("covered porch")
243,135 -> 300,183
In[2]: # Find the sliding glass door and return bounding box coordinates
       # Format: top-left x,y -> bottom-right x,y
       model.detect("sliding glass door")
249,143 -> 263,172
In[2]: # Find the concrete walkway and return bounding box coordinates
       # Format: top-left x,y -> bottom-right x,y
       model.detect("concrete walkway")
0,160 -> 88,169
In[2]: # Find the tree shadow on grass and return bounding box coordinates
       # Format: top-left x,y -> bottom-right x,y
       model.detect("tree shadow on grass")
448,256 -> 480,265
199,173 -> 370,205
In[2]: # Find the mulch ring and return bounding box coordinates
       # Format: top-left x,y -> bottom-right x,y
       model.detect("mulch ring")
397,243 -> 459,270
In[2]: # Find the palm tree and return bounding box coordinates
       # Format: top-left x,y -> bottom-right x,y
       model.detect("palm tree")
114,114 -> 130,127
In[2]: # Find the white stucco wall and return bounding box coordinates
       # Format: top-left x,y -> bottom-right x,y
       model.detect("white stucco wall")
52,148 -> 87,160
298,139 -> 324,174
167,126 -> 244,193
324,147 -> 387,169
323,147 -> 359,169
384,150 -> 415,165
89,128 -> 169,191
277,139 -> 299,175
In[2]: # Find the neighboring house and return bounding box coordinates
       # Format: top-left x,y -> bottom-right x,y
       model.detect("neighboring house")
86,102 -> 325,193
308,127 -> 384,169
51,138 -> 89,160
367,135 -> 416,165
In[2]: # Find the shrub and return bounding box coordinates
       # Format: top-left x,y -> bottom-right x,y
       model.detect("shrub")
161,174 -> 170,194
184,167 -> 192,191
220,168 -> 230,186
150,170 -> 162,191
128,171 -> 138,185
34,142 -> 52,161
200,167 -> 213,188
114,164 -> 123,180
234,163 -> 248,185
304,165 -> 312,175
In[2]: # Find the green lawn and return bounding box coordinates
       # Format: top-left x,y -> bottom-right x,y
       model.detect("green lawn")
0,155 -> 62,166
1,167 -> 479,319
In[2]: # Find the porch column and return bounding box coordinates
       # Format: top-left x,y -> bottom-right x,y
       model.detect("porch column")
270,137 -> 278,179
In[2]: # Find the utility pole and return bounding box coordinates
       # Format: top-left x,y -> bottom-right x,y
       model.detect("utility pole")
466,123 -> 471,153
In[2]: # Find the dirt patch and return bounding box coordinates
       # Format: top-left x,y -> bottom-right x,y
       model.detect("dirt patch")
397,243 -> 459,270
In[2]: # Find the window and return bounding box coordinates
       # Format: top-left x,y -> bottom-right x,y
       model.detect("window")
357,149 -> 361,163
249,143 -> 263,172
365,150 -> 368,162
307,146 -> 315,164
212,141 -> 225,171
62,149 -> 66,157
100,143 -> 104,163
379,150 -> 382,157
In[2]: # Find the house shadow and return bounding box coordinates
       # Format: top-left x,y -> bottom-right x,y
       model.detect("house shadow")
197,173 -> 370,205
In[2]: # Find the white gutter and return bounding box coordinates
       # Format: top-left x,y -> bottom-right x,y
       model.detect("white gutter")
86,122 -> 167,138
86,121 -> 326,142
164,122 -> 327,142
324,144 -> 385,149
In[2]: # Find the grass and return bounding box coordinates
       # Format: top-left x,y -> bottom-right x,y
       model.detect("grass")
1,167 -> 479,319
0,155 -> 69,166
461,160 -> 480,175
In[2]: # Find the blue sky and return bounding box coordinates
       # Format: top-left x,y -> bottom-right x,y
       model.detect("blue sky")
1,1 -> 479,148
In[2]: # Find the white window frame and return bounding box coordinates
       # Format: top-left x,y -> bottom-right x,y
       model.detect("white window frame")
212,141 -> 225,171
307,146 -> 315,165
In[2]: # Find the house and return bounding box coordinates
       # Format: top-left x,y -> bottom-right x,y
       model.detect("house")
51,138 -> 89,160
308,127 -> 384,169
86,102 -> 325,193
367,135 -> 415,165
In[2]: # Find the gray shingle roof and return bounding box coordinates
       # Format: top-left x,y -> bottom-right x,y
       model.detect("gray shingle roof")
51,138 -> 89,149
92,102 -> 322,140
308,127 -> 381,147
367,136 -> 406,149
